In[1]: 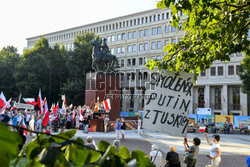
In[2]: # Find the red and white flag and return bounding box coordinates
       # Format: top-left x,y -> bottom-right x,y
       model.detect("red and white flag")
22,119 -> 28,137
79,107 -> 83,121
23,98 -> 37,106
37,89 -> 43,115
72,110 -> 75,122
103,99 -> 111,111
42,97 -> 46,107
0,92 -> 7,108
42,100 -> 49,127
0,98 -> 12,114
61,95 -> 66,104
52,103 -> 58,114
55,102 -> 59,110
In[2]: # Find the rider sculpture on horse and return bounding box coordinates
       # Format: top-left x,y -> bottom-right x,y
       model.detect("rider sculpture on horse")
91,38 -> 116,72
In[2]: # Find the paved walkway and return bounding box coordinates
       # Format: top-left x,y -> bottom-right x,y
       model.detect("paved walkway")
72,129 -> 250,167
54,129 -> 250,156
141,129 -> 250,156
29,129 -> 249,166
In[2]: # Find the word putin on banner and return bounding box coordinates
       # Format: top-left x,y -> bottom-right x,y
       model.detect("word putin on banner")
143,70 -> 194,137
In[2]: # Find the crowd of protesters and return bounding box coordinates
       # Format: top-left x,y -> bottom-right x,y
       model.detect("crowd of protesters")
0,104 -> 106,139
1,107 -> 226,167
0,104 -> 227,167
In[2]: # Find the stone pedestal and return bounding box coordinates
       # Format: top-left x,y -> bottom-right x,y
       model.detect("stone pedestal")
85,72 -> 121,121
122,88 -> 130,112
89,119 -> 104,132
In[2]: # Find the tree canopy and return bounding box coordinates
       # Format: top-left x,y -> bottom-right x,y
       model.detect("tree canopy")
14,37 -> 68,104
147,0 -> 249,77
0,33 -> 98,106
60,33 -> 95,105
239,54 -> 250,96
0,46 -> 20,98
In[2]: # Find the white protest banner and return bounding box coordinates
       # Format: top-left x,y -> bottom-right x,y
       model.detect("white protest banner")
13,102 -> 34,110
143,70 -> 194,137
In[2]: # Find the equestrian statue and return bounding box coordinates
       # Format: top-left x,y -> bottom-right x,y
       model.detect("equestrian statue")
91,38 -> 116,72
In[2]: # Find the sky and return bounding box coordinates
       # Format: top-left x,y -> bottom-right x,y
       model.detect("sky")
0,0 -> 158,54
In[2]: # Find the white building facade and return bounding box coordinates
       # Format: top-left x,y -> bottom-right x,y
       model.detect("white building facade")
25,8 -> 249,116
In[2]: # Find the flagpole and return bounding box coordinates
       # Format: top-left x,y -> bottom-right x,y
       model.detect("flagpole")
49,65 -> 52,106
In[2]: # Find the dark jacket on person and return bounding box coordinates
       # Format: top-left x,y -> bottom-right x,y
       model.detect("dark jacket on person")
121,122 -> 127,130
166,151 -> 181,167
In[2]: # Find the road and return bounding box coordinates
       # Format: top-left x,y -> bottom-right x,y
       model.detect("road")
26,129 -> 250,167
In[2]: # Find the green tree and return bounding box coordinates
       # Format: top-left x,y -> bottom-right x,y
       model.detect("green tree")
61,33 -> 95,106
0,46 -> 20,98
147,0 -> 249,77
15,37 -> 68,104
239,55 -> 250,96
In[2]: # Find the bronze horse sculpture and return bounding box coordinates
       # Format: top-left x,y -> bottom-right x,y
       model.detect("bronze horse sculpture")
90,38 -> 116,72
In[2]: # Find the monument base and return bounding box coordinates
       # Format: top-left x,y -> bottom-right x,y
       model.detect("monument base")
85,72 -> 121,121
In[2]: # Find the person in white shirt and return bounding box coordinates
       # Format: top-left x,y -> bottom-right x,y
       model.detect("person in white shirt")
204,133 -> 222,167
25,112 -> 31,126
75,113 -> 80,129
17,113 -> 22,125
29,116 -> 35,136
149,144 -> 162,167
36,117 -> 42,132
137,117 -> 142,134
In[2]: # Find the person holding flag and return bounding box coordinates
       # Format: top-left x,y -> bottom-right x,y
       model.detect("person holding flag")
55,102 -> 59,113
17,119 -> 27,151
37,89 -> 43,115
42,100 -> 50,128
75,113 -> 80,129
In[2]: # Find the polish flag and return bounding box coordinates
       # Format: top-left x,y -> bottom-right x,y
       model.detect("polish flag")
22,119 -> 28,137
42,100 -> 49,127
0,98 -> 12,114
72,110 -> 75,122
79,108 -> 83,121
37,89 -> 43,115
55,102 -> 59,110
61,95 -> 66,104
199,126 -> 206,133
52,103 -> 57,114
103,99 -> 111,111
23,98 -> 37,106
55,102 -> 59,114
0,92 -> 7,108
42,97 -> 47,107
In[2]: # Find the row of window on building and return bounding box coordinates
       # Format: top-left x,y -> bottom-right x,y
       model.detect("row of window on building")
111,38 -> 181,54
106,25 -> 182,43
197,86 -> 240,111
120,71 -> 149,81
27,13 -> 183,47
119,56 -> 161,67
87,10 -> 183,34
200,65 -> 241,76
